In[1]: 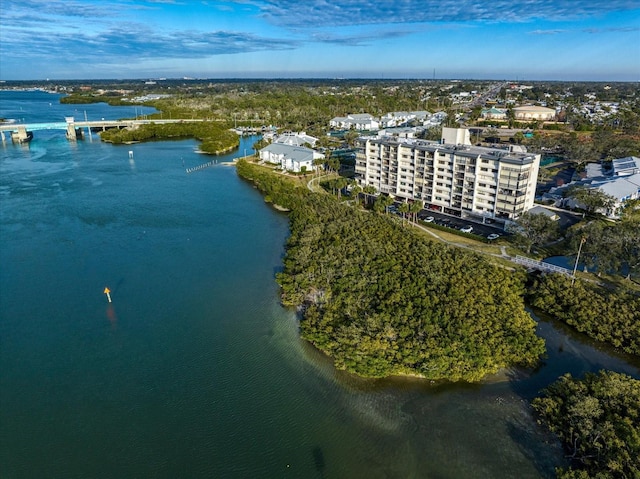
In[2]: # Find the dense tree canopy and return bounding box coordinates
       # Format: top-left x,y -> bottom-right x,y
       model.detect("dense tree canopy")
566,185 -> 617,215
99,121 -> 238,154
566,219 -> 640,279
237,160 -> 545,381
512,211 -> 561,254
527,273 -> 640,356
533,371 -> 640,479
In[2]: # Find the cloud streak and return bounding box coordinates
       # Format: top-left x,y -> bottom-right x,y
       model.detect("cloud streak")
1,26 -> 298,63
246,0 -> 639,27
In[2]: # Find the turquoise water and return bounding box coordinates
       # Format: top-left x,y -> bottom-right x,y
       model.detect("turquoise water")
1,91 -> 639,478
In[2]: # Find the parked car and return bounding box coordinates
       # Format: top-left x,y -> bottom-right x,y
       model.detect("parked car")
460,225 -> 473,233
424,216 -> 435,223
487,233 -> 500,241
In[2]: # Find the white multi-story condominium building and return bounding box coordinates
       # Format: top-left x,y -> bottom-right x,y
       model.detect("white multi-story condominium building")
355,128 -> 540,220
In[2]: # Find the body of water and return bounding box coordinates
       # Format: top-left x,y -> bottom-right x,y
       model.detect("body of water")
1,90 -> 638,478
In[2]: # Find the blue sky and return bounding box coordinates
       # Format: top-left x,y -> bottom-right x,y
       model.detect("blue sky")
1,0 -> 639,81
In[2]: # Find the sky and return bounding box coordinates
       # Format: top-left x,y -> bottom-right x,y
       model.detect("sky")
1,0 -> 639,81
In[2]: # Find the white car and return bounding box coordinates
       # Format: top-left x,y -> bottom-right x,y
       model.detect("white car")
424,216 -> 435,223
487,233 -> 500,241
460,225 -> 473,233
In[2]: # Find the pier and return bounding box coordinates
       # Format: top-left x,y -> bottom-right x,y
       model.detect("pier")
0,118 -> 204,142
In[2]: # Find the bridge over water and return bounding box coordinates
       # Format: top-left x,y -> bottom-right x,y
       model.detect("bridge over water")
0,118 -> 204,142
513,255 -> 573,276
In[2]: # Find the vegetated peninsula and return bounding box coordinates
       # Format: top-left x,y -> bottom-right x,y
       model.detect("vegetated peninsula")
533,370 -> 640,479
99,121 -> 239,155
237,160 -> 545,381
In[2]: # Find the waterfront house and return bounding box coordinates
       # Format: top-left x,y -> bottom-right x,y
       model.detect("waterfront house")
259,143 -> 324,173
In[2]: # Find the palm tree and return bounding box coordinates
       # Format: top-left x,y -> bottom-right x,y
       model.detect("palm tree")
350,183 -> 362,206
398,202 -> 410,226
335,177 -> 348,199
313,157 -> 326,177
374,195 -> 394,215
409,200 -> 423,225
363,185 -> 377,206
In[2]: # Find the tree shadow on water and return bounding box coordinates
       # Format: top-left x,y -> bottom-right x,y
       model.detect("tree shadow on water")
505,416 -> 567,479
312,446 -> 326,478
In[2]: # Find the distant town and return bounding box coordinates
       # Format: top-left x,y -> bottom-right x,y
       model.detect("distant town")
2,78 -> 638,225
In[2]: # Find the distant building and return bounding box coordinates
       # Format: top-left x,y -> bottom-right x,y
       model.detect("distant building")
513,106 -> 556,121
330,113 -> 379,131
481,107 -> 507,120
379,111 -> 430,128
259,143 -> 323,173
272,131 -> 318,148
355,127 -> 540,220
376,127 -> 419,139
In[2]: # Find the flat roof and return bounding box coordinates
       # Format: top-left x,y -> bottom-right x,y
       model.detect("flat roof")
365,136 -> 538,164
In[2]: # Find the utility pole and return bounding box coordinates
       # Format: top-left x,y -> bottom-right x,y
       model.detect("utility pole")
571,236 -> 587,286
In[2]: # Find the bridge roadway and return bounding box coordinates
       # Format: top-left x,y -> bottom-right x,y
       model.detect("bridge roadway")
0,119 -> 205,141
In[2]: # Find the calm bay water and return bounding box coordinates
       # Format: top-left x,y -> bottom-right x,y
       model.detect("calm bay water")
1,91 -> 639,478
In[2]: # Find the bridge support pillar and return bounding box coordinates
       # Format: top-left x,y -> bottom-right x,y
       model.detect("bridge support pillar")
1,130 -> 5,142
66,123 -> 77,141
11,127 -> 31,143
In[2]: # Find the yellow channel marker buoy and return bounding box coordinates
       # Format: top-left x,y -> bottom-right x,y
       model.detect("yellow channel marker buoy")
104,287 -> 112,303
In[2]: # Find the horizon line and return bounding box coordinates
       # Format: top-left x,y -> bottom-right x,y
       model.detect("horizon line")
1,77 -> 639,83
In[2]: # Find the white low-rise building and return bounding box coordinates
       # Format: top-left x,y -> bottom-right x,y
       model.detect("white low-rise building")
259,143 -> 324,173
546,157 -> 640,217
272,131 -> 318,148
481,107 -> 507,120
513,105 -> 556,121
380,111 -> 430,128
330,113 -> 379,131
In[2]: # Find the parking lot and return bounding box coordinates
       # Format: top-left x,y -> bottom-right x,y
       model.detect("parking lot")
415,209 -> 508,239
